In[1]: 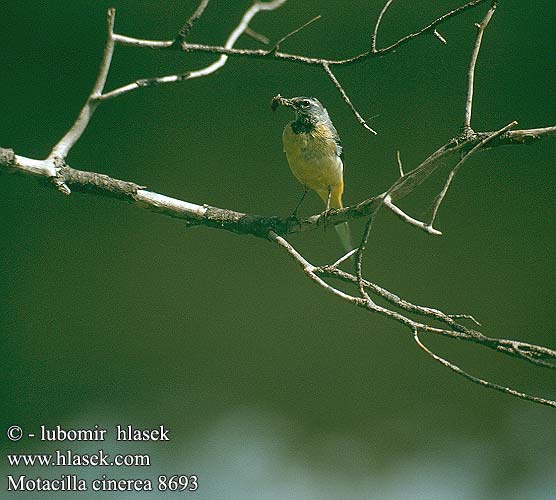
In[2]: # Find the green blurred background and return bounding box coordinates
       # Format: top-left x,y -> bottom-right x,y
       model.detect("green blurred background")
1,1 -> 554,498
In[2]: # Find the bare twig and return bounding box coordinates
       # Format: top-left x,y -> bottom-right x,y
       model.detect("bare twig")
449,314 -> 481,326
112,34 -> 173,49
373,1 -> 451,52
317,265 -> 556,369
389,0 -> 518,211
269,231 -> 359,303
187,0 -> 288,75
322,63 -> 378,135
267,230 -> 556,407
384,195 -> 442,235
413,329 -> 556,408
48,9 -> 117,161
396,150 -> 404,177
99,74 -> 192,102
464,2 -> 497,130
175,0 -> 211,42
373,0 -> 489,57
269,15 -> 321,52
329,249 -> 358,269
429,120 -> 516,231
245,27 -> 270,45
491,126 -> 556,144
433,30 -> 447,45
105,0 -> 288,101
354,202 -> 381,303
102,0 -> 490,133
118,0 -> 490,66
378,122 -> 554,215
372,0 -> 394,52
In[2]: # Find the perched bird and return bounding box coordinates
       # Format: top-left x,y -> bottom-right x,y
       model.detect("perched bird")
272,94 -> 353,255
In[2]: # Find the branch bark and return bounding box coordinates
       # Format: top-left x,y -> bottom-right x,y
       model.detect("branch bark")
2,124 -> 554,238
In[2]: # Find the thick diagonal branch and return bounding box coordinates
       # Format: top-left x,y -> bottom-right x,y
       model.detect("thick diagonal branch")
2,125 -> 554,236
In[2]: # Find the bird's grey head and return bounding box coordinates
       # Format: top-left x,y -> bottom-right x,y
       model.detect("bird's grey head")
272,95 -> 325,118
272,94 -> 331,129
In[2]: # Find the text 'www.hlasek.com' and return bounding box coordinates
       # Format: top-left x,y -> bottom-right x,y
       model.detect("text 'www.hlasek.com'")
4,424 -> 198,493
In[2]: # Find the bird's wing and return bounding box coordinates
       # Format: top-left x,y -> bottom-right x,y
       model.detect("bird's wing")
335,137 -> 343,158
326,117 -> 343,158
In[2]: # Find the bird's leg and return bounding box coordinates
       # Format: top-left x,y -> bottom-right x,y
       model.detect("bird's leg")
318,186 -> 333,231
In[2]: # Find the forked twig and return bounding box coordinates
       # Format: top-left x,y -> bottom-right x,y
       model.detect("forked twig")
429,120 -> 516,230
372,0 -> 394,52
104,0 -> 288,101
110,0 -> 491,134
268,231 -> 556,408
48,9 -> 117,161
373,0 -> 489,57
48,1 -> 289,152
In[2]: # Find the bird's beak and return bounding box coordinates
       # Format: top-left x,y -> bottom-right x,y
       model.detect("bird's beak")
271,94 -> 295,111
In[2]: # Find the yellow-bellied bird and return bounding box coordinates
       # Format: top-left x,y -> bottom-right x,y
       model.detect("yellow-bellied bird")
272,95 -> 353,254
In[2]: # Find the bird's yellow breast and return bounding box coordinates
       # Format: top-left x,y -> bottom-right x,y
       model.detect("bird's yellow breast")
282,122 -> 343,199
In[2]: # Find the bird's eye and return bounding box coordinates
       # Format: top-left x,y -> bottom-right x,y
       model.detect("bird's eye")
301,100 -> 310,107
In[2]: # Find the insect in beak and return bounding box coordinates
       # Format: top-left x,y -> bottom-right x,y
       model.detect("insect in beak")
271,94 -> 294,111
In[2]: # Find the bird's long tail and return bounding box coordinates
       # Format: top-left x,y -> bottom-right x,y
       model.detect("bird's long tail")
334,221 -> 354,255
319,184 -> 354,256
